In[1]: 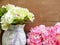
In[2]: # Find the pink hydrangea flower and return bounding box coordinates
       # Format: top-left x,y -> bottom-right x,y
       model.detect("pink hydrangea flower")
27,23 -> 60,45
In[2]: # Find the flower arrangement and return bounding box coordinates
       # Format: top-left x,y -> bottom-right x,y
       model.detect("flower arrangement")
0,4 -> 35,30
27,23 -> 60,45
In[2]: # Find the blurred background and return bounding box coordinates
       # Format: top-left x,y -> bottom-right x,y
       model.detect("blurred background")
0,0 -> 60,45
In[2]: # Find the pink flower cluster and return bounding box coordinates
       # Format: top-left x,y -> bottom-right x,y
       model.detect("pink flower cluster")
27,23 -> 60,45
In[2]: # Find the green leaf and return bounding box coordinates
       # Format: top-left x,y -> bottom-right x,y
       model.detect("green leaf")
11,19 -> 19,25
0,8 -> 7,18
24,16 -> 29,21
11,19 -> 25,25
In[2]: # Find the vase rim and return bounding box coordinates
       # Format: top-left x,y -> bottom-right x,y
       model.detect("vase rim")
8,24 -> 25,31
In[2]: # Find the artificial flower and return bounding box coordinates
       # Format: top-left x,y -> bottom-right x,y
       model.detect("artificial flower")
27,23 -> 60,45
1,4 -> 35,30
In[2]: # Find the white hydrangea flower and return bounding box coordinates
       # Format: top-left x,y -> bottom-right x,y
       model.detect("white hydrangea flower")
1,23 -> 9,30
1,4 -> 35,30
1,10 -> 15,30
1,11 -> 14,24
2,4 -> 15,10
27,12 -> 35,22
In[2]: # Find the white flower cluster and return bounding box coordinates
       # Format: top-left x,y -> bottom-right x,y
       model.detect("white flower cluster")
1,4 -> 35,30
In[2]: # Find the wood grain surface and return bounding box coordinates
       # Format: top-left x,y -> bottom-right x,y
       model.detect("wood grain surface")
0,0 -> 60,45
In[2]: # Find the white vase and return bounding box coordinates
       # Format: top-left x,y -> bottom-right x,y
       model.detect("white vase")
2,24 -> 26,45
